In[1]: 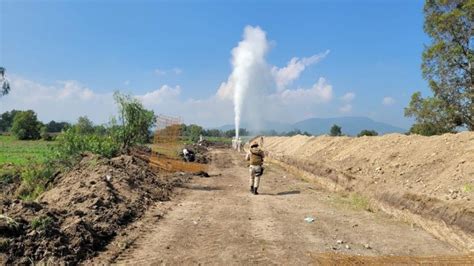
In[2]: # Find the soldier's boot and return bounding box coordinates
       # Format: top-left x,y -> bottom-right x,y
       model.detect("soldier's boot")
250,186 -> 254,194
253,187 -> 259,195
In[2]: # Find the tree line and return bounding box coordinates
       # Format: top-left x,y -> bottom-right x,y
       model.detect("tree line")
0,110 -> 71,140
1,109 -> 382,141
0,110 -> 111,141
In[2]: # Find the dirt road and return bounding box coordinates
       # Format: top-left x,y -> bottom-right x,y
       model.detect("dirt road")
98,149 -> 468,264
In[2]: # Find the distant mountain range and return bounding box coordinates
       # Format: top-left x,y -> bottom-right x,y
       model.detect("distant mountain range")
216,117 -> 406,136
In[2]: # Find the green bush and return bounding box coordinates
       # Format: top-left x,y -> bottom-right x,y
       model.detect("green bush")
357,129 -> 378,137
53,128 -> 120,165
17,164 -> 54,201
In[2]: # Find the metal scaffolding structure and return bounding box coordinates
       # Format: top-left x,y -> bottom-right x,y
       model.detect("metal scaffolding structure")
154,114 -> 182,144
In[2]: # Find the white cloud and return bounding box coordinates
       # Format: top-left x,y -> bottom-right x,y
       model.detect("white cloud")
0,75 -> 233,127
382,96 -> 395,106
339,104 -> 352,113
272,50 -> 330,90
338,92 -> 355,113
136,85 -> 181,106
154,68 -> 182,76
278,77 -> 333,104
57,81 -> 95,100
341,92 -> 355,102
0,75 -> 115,123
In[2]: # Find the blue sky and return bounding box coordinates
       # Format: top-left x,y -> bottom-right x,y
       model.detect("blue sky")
1,0 -> 430,129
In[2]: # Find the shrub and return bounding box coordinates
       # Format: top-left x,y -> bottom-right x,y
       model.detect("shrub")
17,164 -> 54,201
357,129 -> 378,137
53,128 -> 120,166
330,124 -> 342,136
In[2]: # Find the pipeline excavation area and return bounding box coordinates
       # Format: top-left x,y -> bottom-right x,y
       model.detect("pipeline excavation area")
93,147 -> 472,264
2,132 -> 474,264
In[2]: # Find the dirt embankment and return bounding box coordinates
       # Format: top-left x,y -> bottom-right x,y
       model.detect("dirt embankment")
263,132 -> 474,251
0,152 -> 191,264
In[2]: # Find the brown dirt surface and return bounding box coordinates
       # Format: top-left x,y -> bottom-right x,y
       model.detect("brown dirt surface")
0,152 -> 190,264
263,132 -> 474,251
92,149 -> 473,264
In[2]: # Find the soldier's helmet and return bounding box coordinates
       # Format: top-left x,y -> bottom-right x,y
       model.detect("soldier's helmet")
0,67 -> 5,76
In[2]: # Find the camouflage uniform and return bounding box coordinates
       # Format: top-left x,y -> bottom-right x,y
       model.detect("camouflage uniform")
245,145 -> 265,194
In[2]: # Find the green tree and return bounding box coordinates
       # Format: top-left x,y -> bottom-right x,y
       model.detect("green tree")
330,124 -> 342,136
74,116 -> 94,134
45,120 -> 71,132
224,129 -> 235,138
357,129 -> 379,137
0,110 -> 20,132
239,128 -> 249,136
93,125 -> 108,135
113,92 -> 156,150
186,124 -> 204,142
11,110 -> 42,140
203,129 -> 222,137
408,0 -> 473,132
405,92 -> 457,135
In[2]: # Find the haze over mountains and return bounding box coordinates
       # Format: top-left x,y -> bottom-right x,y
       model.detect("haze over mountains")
217,117 -> 406,136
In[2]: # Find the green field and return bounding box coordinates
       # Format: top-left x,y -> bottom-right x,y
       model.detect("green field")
205,137 -> 232,144
0,135 -> 56,166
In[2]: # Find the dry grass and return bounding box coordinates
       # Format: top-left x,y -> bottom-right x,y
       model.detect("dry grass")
331,192 -> 372,212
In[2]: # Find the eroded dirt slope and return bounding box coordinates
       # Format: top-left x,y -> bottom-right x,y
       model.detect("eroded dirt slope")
263,132 -> 474,251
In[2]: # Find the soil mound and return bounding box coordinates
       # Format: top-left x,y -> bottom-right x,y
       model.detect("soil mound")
0,152 -> 190,264
181,144 -> 210,164
264,132 -> 474,251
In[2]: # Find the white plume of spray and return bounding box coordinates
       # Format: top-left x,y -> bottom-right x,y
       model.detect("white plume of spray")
229,26 -> 270,139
